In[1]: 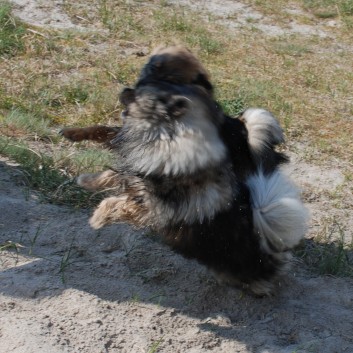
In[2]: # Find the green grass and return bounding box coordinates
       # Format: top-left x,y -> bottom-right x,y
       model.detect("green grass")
154,9 -> 193,33
297,219 -> 353,277
272,42 -> 312,57
245,0 -> 353,25
59,239 -> 76,284
0,0 -> 351,182
63,85 -> 90,104
303,0 -> 353,18
147,337 -> 164,353
219,97 -> 246,117
1,0 -> 351,160
0,240 -> 21,252
97,0 -> 145,35
0,1 -> 25,56
2,109 -> 53,140
187,32 -> 223,55
25,225 -> 43,256
0,136 -> 111,207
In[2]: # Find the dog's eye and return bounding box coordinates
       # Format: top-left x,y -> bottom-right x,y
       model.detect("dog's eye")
168,97 -> 189,117
157,97 -> 168,105
174,99 -> 187,110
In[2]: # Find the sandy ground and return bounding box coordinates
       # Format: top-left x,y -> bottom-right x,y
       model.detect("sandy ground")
2,1 -> 353,353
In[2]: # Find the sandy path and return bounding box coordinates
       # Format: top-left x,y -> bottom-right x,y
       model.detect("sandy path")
1,155 -> 353,353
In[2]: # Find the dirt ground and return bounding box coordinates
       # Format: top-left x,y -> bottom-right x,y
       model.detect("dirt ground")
1,1 -> 353,353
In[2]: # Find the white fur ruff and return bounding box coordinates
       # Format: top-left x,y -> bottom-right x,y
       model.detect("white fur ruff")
246,170 -> 309,253
127,101 -> 227,177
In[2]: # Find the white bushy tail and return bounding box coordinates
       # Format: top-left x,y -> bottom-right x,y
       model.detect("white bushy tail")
246,170 -> 309,253
241,108 -> 284,158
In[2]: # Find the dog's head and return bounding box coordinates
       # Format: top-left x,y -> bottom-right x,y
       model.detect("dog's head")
116,82 -> 226,177
120,84 -> 190,125
138,46 -> 213,95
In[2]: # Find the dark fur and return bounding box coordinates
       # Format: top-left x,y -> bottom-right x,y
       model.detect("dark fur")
76,81 -> 307,296
62,47 -> 306,295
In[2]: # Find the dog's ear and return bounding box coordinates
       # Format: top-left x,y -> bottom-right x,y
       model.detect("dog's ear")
120,88 -> 136,106
149,56 -> 163,72
193,73 -> 213,94
168,96 -> 190,117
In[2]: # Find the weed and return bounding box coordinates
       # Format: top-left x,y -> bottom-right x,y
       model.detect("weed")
273,42 -> 312,57
0,240 -> 21,265
186,31 -> 223,55
296,218 -> 353,277
147,337 -> 164,353
2,109 -> 53,140
97,0 -> 143,35
0,1 -> 25,56
314,10 -> 338,18
219,97 -> 245,117
59,239 -> 76,284
148,292 -> 166,306
0,137 -> 105,207
342,0 -> 353,12
154,9 -> 192,32
122,237 -> 140,258
62,148 -> 113,174
233,78 -> 294,126
63,85 -> 89,105
25,225 -> 42,256
0,240 -> 21,252
130,293 -> 140,303
302,0 -> 353,20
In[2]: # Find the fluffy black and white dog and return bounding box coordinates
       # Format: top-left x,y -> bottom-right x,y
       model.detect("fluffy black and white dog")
76,79 -> 308,296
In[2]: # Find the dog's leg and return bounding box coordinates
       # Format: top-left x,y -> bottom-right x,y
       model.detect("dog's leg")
77,170 -> 124,191
60,126 -> 120,145
77,171 -> 151,228
89,195 -> 150,229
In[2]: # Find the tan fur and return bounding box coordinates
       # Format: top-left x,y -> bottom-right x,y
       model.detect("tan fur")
90,195 -> 149,229
147,45 -> 211,86
77,170 -> 122,191
78,170 -> 153,228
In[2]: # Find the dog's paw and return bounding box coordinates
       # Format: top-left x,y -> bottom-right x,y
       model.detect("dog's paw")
212,270 -> 277,297
247,279 -> 276,297
89,196 -> 129,229
76,173 -> 100,191
89,195 -> 149,229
